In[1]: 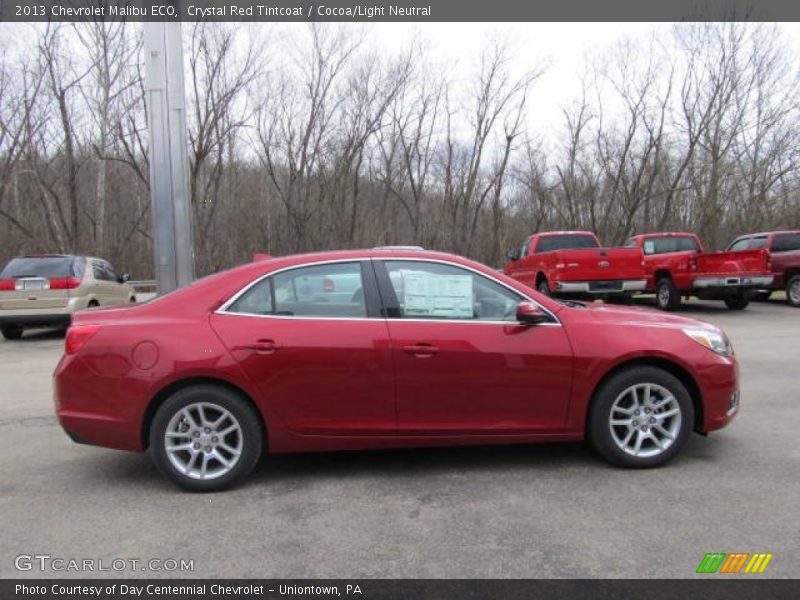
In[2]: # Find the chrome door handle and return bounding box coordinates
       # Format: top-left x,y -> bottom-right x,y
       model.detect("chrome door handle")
402,343 -> 439,357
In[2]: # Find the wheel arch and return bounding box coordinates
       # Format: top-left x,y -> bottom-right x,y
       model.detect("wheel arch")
784,267 -> 800,283
141,376 -> 268,451
585,357 -> 703,434
654,269 -> 673,282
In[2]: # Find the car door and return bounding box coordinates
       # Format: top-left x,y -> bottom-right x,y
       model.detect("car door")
209,260 -> 396,435
374,259 -> 574,435
89,260 -> 110,305
98,261 -> 123,304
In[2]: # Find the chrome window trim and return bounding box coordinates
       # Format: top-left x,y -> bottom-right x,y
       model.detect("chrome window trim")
215,256 -> 562,327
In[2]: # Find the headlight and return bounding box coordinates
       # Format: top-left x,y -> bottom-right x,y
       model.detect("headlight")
682,327 -> 734,357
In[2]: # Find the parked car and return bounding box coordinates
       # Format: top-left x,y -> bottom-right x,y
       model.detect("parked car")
504,231 -> 646,303
624,233 -> 774,311
725,230 -> 800,307
54,249 -> 739,491
0,254 -> 135,339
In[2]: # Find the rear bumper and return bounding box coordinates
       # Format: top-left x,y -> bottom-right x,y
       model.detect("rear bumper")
693,275 -> 774,289
0,314 -> 70,328
0,299 -> 81,328
554,279 -> 647,294
54,353 -> 146,452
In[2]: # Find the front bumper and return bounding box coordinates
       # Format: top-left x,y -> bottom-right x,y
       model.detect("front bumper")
693,275 -> 774,289
700,358 -> 740,433
555,279 -> 647,294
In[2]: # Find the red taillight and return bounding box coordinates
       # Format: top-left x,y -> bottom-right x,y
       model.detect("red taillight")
49,277 -> 81,290
323,278 -> 335,293
0,279 -> 15,291
65,324 -> 101,355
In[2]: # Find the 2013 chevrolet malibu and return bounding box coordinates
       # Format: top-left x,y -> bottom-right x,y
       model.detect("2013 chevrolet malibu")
54,249 -> 739,491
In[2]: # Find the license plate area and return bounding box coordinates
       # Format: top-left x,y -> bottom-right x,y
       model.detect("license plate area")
589,280 -> 623,292
19,280 -> 47,291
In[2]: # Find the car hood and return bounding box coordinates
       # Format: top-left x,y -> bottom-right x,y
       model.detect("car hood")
571,302 -> 718,331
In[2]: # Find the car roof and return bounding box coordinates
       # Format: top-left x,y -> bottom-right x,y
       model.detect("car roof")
630,232 -> 697,239
734,230 -> 800,239
532,231 -> 596,237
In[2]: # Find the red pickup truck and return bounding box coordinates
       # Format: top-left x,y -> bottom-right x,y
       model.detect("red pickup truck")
504,231 -> 646,302
624,232 -> 774,311
725,230 -> 800,307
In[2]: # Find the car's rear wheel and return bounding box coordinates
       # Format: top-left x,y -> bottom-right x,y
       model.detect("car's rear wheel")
537,280 -> 550,296
787,275 -> 800,307
656,278 -> 681,311
588,366 -> 693,468
150,385 -> 263,492
1,326 -> 23,340
724,294 -> 749,310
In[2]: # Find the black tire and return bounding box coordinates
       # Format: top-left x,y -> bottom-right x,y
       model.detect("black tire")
537,279 -> 550,296
656,278 -> 681,311
754,290 -> 772,302
606,293 -> 633,306
1,326 -> 23,340
149,385 -> 264,492
87,300 -> 99,308
724,295 -> 749,310
130,296 -> 137,303
588,366 -> 694,468
787,275 -> 800,308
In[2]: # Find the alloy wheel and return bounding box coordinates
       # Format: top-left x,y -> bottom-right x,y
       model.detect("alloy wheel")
608,383 -> 682,458
164,402 -> 243,480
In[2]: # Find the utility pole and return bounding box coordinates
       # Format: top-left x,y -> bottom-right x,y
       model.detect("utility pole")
143,20 -> 194,294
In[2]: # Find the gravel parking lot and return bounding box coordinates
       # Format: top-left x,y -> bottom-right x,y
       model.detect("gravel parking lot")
1,298 -> 798,579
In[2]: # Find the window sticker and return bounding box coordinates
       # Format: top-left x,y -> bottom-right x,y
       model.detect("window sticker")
402,271 -> 473,318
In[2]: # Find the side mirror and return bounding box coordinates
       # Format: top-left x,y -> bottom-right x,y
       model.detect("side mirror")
516,302 -> 549,325
119,273 -> 131,283
506,248 -> 520,261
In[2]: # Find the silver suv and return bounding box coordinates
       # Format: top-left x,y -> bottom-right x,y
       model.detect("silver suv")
0,254 -> 136,340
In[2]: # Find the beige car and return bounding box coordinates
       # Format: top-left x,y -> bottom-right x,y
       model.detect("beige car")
0,254 -> 136,340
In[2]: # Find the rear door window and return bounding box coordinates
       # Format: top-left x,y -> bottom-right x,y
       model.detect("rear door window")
228,262 -> 369,318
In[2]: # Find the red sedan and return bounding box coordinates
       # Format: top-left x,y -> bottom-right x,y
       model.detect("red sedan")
54,249 -> 739,491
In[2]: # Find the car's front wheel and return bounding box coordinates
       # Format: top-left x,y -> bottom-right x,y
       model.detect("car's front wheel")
588,366 -> 694,468
1,326 -> 23,340
150,385 -> 264,492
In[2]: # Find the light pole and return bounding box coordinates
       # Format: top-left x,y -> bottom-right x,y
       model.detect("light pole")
143,18 -> 194,294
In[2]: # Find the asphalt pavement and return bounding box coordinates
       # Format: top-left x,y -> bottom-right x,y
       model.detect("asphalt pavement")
1,297 -> 798,579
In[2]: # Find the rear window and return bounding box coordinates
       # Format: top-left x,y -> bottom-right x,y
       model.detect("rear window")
536,235 -> 599,253
642,237 -> 699,255
772,233 -> 800,253
0,256 -> 84,279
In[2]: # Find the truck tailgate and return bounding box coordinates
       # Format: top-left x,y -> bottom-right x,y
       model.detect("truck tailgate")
554,248 -> 644,281
696,249 -> 769,275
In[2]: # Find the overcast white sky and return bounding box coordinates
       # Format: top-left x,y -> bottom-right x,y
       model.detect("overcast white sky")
363,22 -> 800,136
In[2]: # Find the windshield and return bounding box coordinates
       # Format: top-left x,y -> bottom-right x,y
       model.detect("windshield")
0,256 -> 83,279
537,235 -> 599,252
